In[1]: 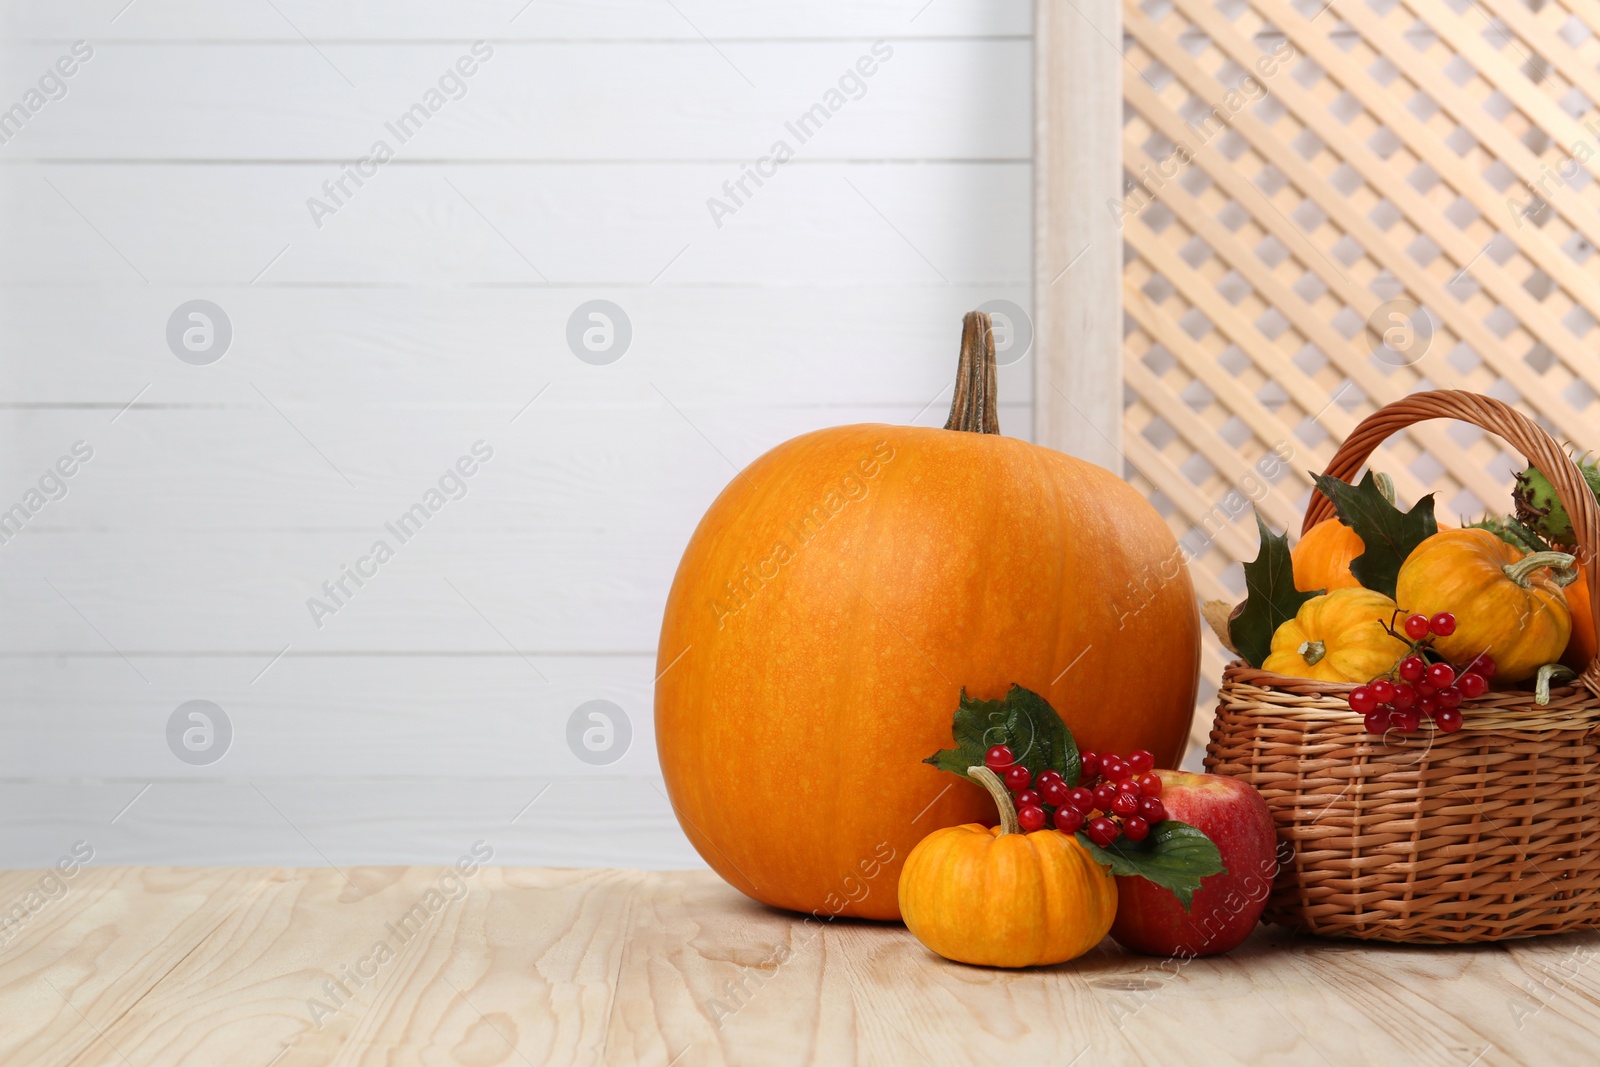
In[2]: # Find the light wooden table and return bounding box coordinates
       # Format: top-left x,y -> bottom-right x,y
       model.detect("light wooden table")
6,866 -> 1600,1066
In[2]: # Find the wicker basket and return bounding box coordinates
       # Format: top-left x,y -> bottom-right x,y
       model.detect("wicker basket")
1205,390 -> 1600,943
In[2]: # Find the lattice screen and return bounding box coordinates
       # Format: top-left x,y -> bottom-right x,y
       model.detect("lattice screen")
1119,0 -> 1600,746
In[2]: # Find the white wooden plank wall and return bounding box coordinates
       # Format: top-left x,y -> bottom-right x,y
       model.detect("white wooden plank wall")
0,1 -> 1034,869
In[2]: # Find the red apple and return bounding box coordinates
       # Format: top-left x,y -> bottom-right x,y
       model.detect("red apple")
1109,769 -> 1277,957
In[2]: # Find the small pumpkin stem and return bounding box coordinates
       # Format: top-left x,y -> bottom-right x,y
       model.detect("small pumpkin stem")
944,312 -> 1000,435
1373,471 -> 1397,505
1298,639 -> 1326,666
1535,663 -> 1577,705
967,765 -> 1021,835
1503,550 -> 1577,589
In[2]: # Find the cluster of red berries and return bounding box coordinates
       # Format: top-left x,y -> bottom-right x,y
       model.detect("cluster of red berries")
1348,611 -> 1496,735
983,745 -> 1167,847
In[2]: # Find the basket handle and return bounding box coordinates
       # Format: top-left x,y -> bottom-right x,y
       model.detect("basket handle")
1301,390 -> 1600,693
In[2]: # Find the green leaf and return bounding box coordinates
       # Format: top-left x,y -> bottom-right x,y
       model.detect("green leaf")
924,684 -> 1081,787
1468,513 -> 1552,556
1229,511 -> 1320,668
1310,470 -> 1437,598
1504,514 -> 1554,555
1076,820 -> 1226,911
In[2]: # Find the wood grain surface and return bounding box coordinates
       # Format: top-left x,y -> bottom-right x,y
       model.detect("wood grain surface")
6,865 -> 1600,1066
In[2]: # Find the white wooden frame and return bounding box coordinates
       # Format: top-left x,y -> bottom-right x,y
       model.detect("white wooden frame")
1035,0 -> 1124,470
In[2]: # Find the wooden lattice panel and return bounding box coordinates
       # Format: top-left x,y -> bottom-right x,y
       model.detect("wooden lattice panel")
1120,0 -> 1600,742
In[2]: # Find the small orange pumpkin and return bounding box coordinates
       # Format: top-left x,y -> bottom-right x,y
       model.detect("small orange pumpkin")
1394,529 -> 1573,683
899,766 -> 1116,967
1562,562 -> 1595,673
1290,475 -> 1452,594
1290,519 -> 1365,593
1291,472 -> 1398,592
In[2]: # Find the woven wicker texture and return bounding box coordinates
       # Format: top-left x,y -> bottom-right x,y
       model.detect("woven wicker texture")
1206,392 -> 1600,941
1119,0 -> 1600,746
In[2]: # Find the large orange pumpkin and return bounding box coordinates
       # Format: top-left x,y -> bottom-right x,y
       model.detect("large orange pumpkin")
655,313 -> 1200,919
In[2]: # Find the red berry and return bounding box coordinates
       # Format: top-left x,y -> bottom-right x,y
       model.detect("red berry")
1465,654 -> 1497,679
1429,612 -> 1456,637
1122,816 -> 1151,842
1418,694 -> 1438,717
1437,686 -> 1463,710
1349,686 -> 1377,714
1040,780 -> 1070,807
1404,613 -> 1431,640
1139,773 -> 1163,797
1458,671 -> 1488,698
1037,769 -> 1064,789
1128,750 -> 1155,775
1117,778 -> 1142,796
1015,790 -> 1042,810
1087,817 -> 1120,847
1399,655 -> 1426,682
1390,683 -> 1417,710
1004,765 -> 1032,791
1079,751 -> 1101,780
1138,796 -> 1166,822
1392,709 -> 1421,733
984,745 -> 1015,770
1105,758 -> 1133,783
1436,707 -> 1463,733
1017,805 -> 1046,832
1363,709 -> 1390,734
1370,679 -> 1397,703
1426,662 -> 1456,688
1111,792 -> 1139,817
1416,680 -> 1437,698
1053,805 -> 1084,833
1068,786 -> 1095,812
1092,781 -> 1118,810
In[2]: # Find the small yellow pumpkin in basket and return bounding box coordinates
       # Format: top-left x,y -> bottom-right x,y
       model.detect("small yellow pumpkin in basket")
1262,588 -> 1410,683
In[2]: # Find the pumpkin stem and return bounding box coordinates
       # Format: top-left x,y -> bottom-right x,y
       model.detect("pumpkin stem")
1536,662 -> 1578,705
1503,550 -> 1577,589
1372,471 -> 1397,506
944,312 -> 1000,435
1298,639 -> 1326,666
967,765 -> 1021,835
